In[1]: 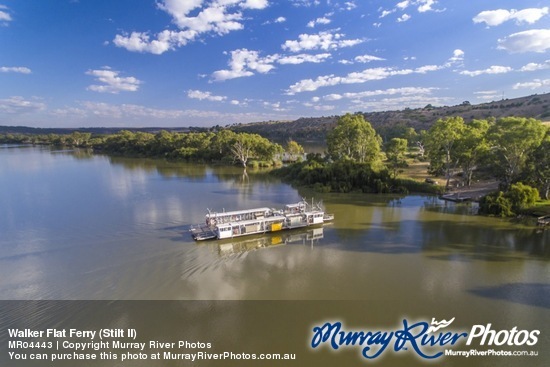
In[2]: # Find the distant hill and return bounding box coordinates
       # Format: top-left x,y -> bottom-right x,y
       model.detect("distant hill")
1,92 -> 549,143
231,92 -> 550,142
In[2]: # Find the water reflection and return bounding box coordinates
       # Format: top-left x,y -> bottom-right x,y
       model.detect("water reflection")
215,227 -> 324,257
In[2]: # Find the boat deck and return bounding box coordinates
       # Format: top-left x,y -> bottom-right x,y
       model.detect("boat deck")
190,224 -> 217,241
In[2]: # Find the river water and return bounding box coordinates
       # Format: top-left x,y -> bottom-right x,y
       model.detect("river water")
0,145 -> 548,366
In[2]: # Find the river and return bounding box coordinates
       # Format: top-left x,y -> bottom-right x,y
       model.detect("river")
0,145 -> 548,366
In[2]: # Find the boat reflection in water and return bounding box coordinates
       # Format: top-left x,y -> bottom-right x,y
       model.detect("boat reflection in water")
217,227 -> 324,257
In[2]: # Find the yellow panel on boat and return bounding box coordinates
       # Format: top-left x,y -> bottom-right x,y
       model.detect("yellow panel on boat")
271,222 -> 283,231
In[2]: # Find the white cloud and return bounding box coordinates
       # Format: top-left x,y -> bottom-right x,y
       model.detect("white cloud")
286,50 -> 459,94
275,16 -> 286,23
312,105 -> 335,111
351,54 -> 385,64
459,65 -> 513,77
113,30 -> 196,55
473,7 -> 549,27
417,0 -> 437,13
379,9 -> 395,18
379,1 -> 441,20
282,31 -> 363,52
51,101 -> 300,126
446,49 -> 465,66
322,94 -> 342,101
520,60 -> 550,71
241,0 -> 268,10
0,66 -> 31,74
290,0 -> 320,7
277,53 -> 331,64
397,1 -> 410,10
497,29 -> 550,53
212,48 -> 334,80
397,13 -> 411,22
356,54 -> 385,63
343,2 -> 357,11
114,0 -> 268,54
474,90 -> 500,101
86,68 -> 141,93
0,5 -> 12,25
307,17 -> 331,28
349,95 -> 452,112
323,87 -> 437,101
187,89 -> 227,102
415,65 -> 441,73
286,67 -> 415,94
513,79 -> 550,90
0,96 -> 46,114
211,49 -> 276,81
263,101 -> 288,112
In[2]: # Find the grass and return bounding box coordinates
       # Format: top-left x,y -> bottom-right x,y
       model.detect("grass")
522,200 -> 550,217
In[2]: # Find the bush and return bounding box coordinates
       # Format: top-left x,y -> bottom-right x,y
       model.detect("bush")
478,183 -> 539,217
507,183 -> 539,212
478,191 -> 514,217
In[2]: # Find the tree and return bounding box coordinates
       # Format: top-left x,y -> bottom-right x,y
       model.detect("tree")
229,133 -> 282,167
385,138 -> 408,179
525,132 -> 550,199
455,119 -> 490,186
425,117 -> 465,189
327,113 -> 382,164
487,117 -> 546,189
286,139 -> 305,162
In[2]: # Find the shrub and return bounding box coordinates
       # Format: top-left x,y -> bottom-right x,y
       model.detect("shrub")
507,183 -> 539,212
478,183 -> 539,217
478,191 -> 514,217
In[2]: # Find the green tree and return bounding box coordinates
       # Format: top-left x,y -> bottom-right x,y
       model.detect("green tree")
487,117 -> 546,189
455,119 -> 490,186
327,113 -> 382,164
230,133 -> 281,167
425,117 -> 465,189
385,138 -> 408,179
286,139 -> 305,162
525,132 -> 550,199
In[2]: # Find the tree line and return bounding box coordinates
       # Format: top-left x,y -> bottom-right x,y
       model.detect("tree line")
0,129 -> 286,168
424,116 -> 548,194
2,114 -> 548,214
273,113 -> 549,216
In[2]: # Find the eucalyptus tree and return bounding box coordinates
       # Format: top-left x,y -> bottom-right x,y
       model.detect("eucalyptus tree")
455,119 -> 490,186
487,117 -> 546,189
525,131 -> 550,199
326,113 -> 382,164
385,137 -> 408,179
425,117 -> 465,189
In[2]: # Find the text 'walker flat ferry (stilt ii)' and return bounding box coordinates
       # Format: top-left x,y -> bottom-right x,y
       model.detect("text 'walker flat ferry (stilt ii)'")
190,199 -> 334,241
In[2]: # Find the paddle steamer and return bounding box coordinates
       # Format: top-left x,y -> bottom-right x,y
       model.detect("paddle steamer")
190,199 -> 333,241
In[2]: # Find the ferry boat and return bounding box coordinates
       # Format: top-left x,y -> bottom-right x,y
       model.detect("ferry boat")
190,199 -> 333,241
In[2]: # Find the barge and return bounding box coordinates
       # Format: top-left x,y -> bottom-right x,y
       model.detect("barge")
190,199 -> 333,241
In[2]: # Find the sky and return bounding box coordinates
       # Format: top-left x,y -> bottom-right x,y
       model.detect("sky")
0,0 -> 549,128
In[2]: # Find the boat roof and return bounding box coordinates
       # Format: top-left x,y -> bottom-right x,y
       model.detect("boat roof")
216,215 -> 286,228
206,207 -> 272,218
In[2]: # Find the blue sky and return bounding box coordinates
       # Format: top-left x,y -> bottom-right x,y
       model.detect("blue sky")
1,0 -> 549,128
